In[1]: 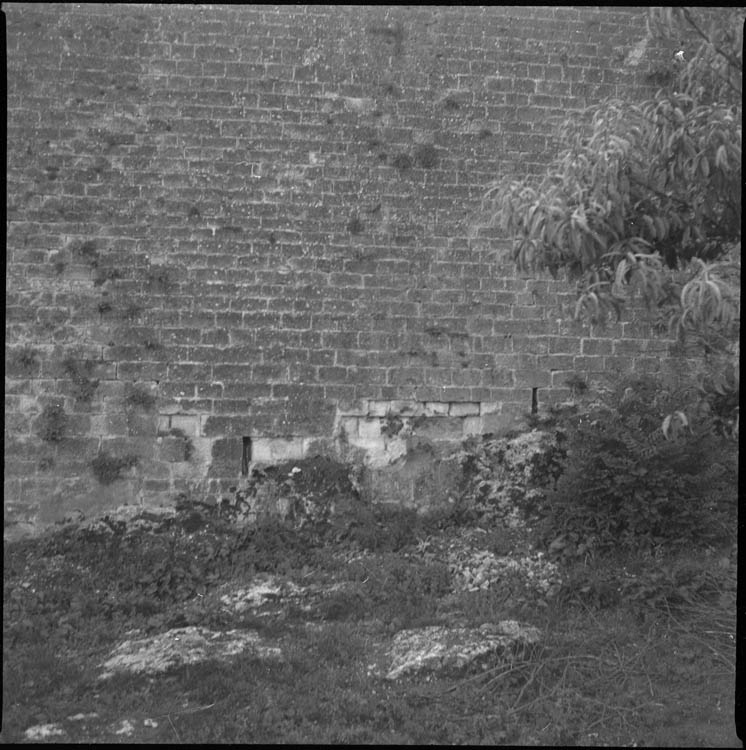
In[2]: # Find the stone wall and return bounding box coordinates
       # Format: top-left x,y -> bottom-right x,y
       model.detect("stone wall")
5,4 -> 695,528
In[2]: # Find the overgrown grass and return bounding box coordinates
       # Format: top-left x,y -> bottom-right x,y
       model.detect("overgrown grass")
2,488 -> 738,745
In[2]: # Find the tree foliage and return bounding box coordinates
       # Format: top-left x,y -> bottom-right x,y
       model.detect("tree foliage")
484,7 -> 741,433
486,8 -> 740,334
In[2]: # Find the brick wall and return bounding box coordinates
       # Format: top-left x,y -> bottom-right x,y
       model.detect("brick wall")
5,4 -> 695,526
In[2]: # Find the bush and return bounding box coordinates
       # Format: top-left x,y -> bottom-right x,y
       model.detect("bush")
90,451 -> 139,485
534,375 -> 737,561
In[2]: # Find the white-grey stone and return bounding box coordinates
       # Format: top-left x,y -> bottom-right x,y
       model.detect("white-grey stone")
370,621 -> 542,681
98,626 -> 283,680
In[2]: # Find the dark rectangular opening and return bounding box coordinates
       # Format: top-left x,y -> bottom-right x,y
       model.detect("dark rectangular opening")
241,437 -> 252,476
531,387 -> 538,414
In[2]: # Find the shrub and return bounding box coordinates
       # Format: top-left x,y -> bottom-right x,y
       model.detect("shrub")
90,451 -> 139,485
535,374 -> 737,560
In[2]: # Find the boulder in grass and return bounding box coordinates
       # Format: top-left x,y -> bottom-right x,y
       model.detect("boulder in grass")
98,626 -> 283,680
369,620 -> 542,681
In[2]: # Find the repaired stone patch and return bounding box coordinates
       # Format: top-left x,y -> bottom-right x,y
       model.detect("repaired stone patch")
98,626 -> 282,680
370,621 -> 542,681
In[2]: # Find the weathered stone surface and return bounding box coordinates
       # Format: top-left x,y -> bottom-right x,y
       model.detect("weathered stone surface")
98,626 -> 283,680
369,622 -> 542,681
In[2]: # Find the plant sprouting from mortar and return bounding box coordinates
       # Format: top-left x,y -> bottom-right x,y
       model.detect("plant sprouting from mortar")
347,216 -> 364,234
62,355 -> 100,402
36,401 -> 67,443
122,302 -> 142,321
98,295 -> 113,315
71,239 -> 100,267
442,95 -> 460,111
125,387 -> 157,411
146,265 -> 175,292
564,373 -> 588,398
93,267 -> 123,287
140,336 -> 165,355
414,144 -> 439,168
381,412 -> 405,438
90,450 -> 139,485
10,345 -> 40,374
391,153 -> 413,171
168,427 -> 194,461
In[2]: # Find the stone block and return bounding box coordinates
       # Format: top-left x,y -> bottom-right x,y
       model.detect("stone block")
424,401 -> 450,415
211,437 -> 243,469
514,369 -> 551,388
367,400 -> 391,417
157,436 -> 189,463
170,414 -> 200,436
463,416 -> 482,436
338,417 -> 359,439
480,412 -> 517,436
347,436 -> 388,459
251,438 -> 273,463
358,418 -> 381,439
249,437 -> 306,463
449,402 -> 480,417
412,416 -> 463,440
126,411 -> 158,437
269,437 -> 305,461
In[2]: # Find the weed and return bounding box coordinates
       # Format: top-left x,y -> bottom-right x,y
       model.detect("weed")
442,95 -> 460,110
367,21 -> 405,55
97,297 -> 113,314
414,143 -> 439,168
122,301 -> 142,321
125,387 -> 157,411
9,344 -> 39,374
36,402 -> 67,443
62,355 -> 99,402
140,337 -> 165,355
72,239 -> 99,266
93,267 -> 123,287
346,216 -> 364,234
168,428 -> 194,461
380,412 -> 404,438
90,450 -> 139,484
38,455 -> 55,471
147,265 -> 174,291
391,153 -> 413,171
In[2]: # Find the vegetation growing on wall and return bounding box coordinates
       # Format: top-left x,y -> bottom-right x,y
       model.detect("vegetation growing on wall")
532,374 -> 737,562
8,345 -> 39,375
62,356 -> 100,403
486,7 -> 741,435
36,402 -> 67,443
90,451 -> 139,485
125,387 -> 157,411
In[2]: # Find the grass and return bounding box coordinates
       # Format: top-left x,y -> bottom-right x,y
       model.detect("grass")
2,498 -> 739,745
